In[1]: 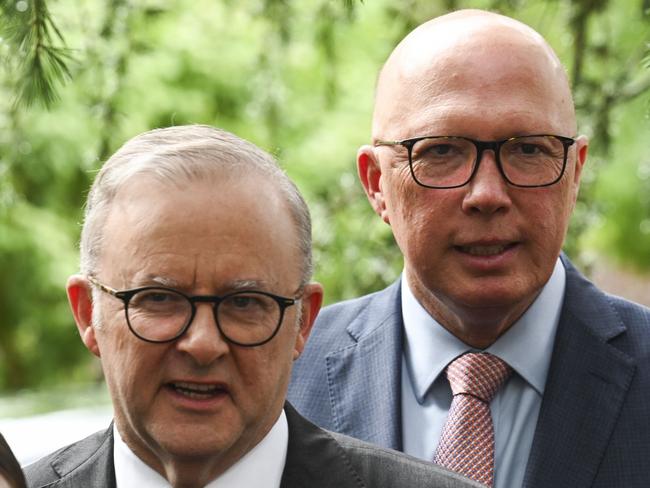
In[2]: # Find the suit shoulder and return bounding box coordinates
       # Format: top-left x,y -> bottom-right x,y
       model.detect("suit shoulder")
24,454 -> 59,487
311,281 -> 402,340
315,290 -> 383,325
582,273 -> 650,341
329,431 -> 482,487
24,429 -> 111,487
605,292 -> 650,356
564,259 -> 650,349
604,292 -> 650,324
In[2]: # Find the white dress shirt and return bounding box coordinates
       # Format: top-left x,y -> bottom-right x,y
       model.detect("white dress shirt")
401,258 -> 566,488
113,410 -> 288,488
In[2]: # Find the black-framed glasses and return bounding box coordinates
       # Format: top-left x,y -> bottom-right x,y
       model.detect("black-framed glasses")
87,276 -> 301,347
375,134 -> 576,189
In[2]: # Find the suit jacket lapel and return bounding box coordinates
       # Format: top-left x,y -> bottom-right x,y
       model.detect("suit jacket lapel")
46,426 -> 116,488
324,280 -> 403,450
523,258 -> 636,487
281,403 -> 368,487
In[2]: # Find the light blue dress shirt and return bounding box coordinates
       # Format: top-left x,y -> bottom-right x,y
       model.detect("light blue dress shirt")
401,258 -> 566,488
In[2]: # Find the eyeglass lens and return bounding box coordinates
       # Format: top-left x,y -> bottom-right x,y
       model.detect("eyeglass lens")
410,135 -> 567,187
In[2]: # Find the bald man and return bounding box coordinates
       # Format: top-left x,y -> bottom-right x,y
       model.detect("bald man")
289,9 -> 650,488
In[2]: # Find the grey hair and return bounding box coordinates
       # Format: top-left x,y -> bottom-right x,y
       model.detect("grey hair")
80,124 -> 313,285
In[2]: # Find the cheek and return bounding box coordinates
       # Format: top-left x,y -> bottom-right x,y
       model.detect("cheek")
96,330 -> 159,398
235,342 -> 294,395
390,188 -> 454,249
382,167 -> 414,213
520,189 -> 573,255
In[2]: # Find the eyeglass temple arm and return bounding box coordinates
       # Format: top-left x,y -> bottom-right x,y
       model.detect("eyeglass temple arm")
86,275 -> 120,296
374,139 -> 402,146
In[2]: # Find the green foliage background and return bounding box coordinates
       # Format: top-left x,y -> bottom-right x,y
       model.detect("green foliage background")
0,0 -> 648,394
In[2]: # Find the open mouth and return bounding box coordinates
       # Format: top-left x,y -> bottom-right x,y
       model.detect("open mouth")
455,242 -> 518,256
167,381 -> 227,400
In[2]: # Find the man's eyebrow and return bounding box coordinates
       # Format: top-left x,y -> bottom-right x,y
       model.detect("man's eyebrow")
138,275 -> 181,288
133,276 -> 271,292
228,279 -> 270,291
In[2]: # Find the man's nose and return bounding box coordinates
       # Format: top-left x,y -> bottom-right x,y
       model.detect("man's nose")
175,303 -> 229,365
461,150 -> 512,215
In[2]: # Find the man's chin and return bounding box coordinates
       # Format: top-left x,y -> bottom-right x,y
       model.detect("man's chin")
152,431 -> 238,463
141,412 -> 244,460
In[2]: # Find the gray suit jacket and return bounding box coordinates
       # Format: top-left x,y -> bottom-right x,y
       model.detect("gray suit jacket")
25,403 -> 480,488
288,256 -> 650,487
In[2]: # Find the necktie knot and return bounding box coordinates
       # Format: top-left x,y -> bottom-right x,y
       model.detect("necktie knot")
446,352 -> 512,402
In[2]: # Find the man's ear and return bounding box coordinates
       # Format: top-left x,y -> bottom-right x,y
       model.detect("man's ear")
570,135 -> 589,204
292,282 -> 324,360
357,145 -> 390,224
67,274 -> 101,357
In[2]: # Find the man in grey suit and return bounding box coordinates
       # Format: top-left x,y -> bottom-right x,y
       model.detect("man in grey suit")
25,125 -> 479,488
289,9 -> 650,488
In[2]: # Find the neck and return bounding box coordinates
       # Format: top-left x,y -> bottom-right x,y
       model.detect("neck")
406,275 -> 538,349
162,462 -> 219,488
116,427 -> 263,488
140,449 -> 237,488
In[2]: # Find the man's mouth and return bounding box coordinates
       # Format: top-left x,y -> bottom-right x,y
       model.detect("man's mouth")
456,243 -> 517,256
167,381 -> 227,399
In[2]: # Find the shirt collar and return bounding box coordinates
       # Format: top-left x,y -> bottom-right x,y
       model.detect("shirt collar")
113,410 -> 289,488
402,258 -> 566,402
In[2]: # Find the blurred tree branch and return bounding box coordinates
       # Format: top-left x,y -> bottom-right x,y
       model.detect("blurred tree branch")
0,0 -> 73,108
92,0 -> 133,161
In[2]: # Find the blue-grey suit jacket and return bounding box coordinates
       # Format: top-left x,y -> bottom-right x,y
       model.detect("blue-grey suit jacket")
24,403 -> 480,488
288,256 -> 650,487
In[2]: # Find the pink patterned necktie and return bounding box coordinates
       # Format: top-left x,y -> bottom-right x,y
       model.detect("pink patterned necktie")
433,352 -> 512,487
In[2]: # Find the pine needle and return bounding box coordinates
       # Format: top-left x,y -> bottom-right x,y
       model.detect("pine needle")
1,0 -> 74,108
